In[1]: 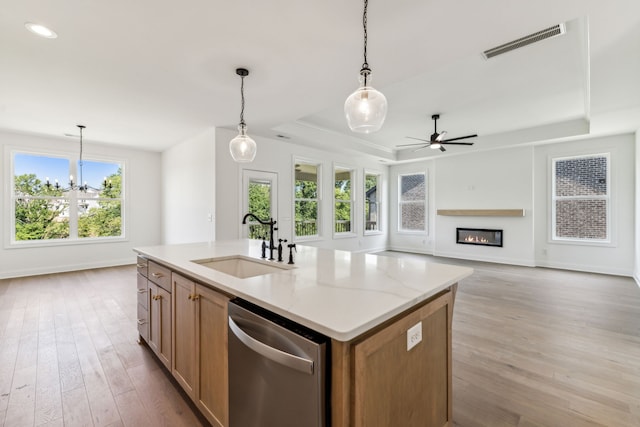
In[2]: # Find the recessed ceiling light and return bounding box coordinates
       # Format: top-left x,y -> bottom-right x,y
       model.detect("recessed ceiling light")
25,22 -> 58,39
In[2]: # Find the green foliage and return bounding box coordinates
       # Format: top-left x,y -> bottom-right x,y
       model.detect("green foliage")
13,169 -> 122,241
246,181 -> 272,239
14,174 -> 68,240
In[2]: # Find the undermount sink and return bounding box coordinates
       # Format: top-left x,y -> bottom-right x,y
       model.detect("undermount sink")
191,255 -> 293,279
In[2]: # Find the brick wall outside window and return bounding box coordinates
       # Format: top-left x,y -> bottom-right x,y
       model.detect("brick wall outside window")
553,155 -> 609,241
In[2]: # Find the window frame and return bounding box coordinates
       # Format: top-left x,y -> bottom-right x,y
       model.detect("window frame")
397,171 -> 427,234
6,146 -> 127,248
551,153 -> 611,245
293,157 -> 322,242
333,163 -> 356,239
363,169 -> 383,236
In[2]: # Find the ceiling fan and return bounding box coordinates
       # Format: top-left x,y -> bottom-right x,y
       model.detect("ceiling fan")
398,114 -> 477,152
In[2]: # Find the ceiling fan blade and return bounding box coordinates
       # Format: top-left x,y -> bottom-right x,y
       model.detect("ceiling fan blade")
439,146 -> 446,152
436,131 -> 447,142
441,141 -> 475,146
442,134 -> 478,143
397,142 -> 430,147
404,136 -> 431,143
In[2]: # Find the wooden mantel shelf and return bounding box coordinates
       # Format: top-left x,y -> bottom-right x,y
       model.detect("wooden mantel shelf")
437,209 -> 525,217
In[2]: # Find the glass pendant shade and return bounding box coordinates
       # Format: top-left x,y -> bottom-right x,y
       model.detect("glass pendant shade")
229,123 -> 256,162
344,73 -> 387,133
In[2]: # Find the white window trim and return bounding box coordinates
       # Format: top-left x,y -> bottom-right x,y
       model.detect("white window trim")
5,145 -> 127,249
550,152 -> 611,245
397,171 -> 427,234
293,156 -> 322,242
333,163 -> 356,239
364,169 -> 383,236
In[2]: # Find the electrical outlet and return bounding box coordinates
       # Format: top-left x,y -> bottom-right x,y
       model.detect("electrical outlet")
407,321 -> 422,351
207,213 -> 213,222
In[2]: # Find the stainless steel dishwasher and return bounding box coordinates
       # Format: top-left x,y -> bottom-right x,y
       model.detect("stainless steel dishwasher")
228,298 -> 328,427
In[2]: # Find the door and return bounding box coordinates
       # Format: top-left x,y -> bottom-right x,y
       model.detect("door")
241,170 -> 278,239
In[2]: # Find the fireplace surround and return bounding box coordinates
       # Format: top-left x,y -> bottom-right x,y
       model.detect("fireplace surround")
456,228 -> 503,247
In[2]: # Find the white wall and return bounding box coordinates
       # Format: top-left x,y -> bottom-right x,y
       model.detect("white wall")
636,129 -> 640,284
388,160 -> 436,254
434,146 -> 535,265
389,134 -> 635,276
534,134 -> 634,275
0,130 -> 161,278
161,127 -> 216,244
388,147 -> 535,265
214,128 -> 389,253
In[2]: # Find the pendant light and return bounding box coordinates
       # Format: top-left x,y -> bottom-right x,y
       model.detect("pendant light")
229,68 -> 257,162
344,0 -> 387,133
44,125 -> 113,192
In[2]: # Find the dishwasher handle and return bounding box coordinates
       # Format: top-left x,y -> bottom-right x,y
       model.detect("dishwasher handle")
228,315 -> 314,375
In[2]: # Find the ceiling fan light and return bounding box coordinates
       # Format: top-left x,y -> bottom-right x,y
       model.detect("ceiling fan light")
345,74 -> 387,133
430,142 -> 442,149
229,124 -> 257,162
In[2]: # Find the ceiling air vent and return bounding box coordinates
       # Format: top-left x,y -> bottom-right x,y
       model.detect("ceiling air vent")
482,23 -> 566,60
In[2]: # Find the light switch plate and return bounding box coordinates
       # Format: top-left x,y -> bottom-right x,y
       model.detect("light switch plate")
407,321 -> 422,351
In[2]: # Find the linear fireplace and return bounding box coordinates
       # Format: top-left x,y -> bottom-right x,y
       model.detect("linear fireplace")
456,228 -> 503,247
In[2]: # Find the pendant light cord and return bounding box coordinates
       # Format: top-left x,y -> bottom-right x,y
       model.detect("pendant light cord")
360,0 -> 371,85
239,75 -> 246,126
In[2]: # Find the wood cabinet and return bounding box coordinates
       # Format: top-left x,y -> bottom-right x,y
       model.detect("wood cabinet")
332,287 -> 456,427
142,259 -> 172,370
148,281 -> 172,369
172,273 -> 229,427
136,256 -> 149,343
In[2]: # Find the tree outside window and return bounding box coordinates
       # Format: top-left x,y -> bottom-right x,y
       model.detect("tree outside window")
334,166 -> 354,234
364,172 -> 381,233
294,162 -> 320,238
12,152 -> 124,243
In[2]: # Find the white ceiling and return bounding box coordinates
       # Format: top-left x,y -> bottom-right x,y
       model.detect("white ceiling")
2,0 -> 640,161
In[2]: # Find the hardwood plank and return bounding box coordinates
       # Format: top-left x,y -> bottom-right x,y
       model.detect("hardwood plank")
114,389 -> 153,427
3,331 -> 38,427
61,386 -> 93,427
35,329 -> 63,426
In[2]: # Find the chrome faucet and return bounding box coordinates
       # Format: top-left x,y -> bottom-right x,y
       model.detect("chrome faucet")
242,213 -> 278,260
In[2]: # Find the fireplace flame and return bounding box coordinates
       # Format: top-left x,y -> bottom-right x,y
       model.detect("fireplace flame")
464,235 -> 489,243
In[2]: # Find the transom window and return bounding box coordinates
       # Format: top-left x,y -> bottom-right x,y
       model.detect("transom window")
11,151 -> 124,244
398,172 -> 426,233
552,154 -> 610,242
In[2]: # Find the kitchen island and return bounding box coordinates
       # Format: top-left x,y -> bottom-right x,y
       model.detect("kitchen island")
134,240 -> 473,427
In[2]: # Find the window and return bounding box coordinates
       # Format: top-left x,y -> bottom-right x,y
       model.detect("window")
334,166 -> 354,235
11,151 -> 124,244
552,154 -> 609,242
364,171 -> 381,234
243,170 -> 277,240
294,161 -> 320,239
398,172 -> 426,232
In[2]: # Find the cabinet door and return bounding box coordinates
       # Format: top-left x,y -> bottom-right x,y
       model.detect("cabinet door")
136,274 -> 149,343
148,282 -> 171,369
195,285 -> 229,427
353,291 -> 453,427
172,273 -> 197,398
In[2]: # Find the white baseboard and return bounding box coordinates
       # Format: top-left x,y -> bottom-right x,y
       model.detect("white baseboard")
535,259 -> 633,277
433,250 -> 535,267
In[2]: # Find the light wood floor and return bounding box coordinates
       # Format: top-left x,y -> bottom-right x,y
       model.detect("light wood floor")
1,256 -> 639,427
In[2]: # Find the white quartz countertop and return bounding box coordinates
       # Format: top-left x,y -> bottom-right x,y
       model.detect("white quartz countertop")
134,240 -> 473,342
